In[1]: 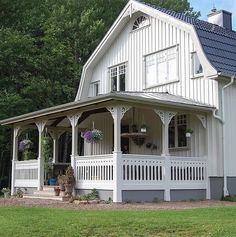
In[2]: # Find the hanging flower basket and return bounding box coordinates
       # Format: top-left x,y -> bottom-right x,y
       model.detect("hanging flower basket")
83,129 -> 103,144
19,139 -> 33,152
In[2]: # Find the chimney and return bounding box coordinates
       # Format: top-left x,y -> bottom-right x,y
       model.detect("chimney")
208,9 -> 232,30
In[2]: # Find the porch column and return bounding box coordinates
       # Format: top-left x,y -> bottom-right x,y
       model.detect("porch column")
154,110 -> 176,201
107,105 -> 131,202
196,114 -> 210,199
48,129 -> 65,164
67,113 -> 82,170
36,120 -> 47,191
11,126 -> 22,195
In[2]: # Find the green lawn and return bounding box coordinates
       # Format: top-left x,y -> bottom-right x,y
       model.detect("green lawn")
0,207 -> 236,237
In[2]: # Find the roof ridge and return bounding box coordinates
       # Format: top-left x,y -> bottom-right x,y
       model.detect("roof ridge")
140,1 -> 236,39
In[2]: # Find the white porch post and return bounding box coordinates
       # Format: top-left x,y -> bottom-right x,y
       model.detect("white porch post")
11,126 -> 21,195
67,113 -> 82,170
154,110 -> 176,201
196,114 -> 210,199
107,105 -> 131,203
48,129 -> 64,164
36,120 -> 47,191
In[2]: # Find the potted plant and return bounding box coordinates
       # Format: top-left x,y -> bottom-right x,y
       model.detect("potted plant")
1,187 -> 10,198
54,186 -> 60,196
140,124 -> 147,133
185,128 -> 194,137
64,166 -> 75,196
19,139 -> 34,160
83,129 -> 103,143
58,174 -> 66,191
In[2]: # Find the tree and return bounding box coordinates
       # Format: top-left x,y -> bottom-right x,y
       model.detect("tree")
0,0 -> 199,188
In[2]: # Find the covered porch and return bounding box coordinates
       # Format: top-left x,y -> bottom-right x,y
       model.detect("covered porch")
3,92 -> 213,202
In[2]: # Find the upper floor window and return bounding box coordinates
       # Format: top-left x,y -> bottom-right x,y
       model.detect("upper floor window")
169,114 -> 188,149
89,81 -> 100,97
192,52 -> 203,77
145,46 -> 179,88
132,16 -> 149,31
110,64 -> 126,92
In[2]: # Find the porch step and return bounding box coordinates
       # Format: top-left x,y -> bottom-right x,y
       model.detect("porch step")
23,185 -> 67,201
23,194 -> 64,201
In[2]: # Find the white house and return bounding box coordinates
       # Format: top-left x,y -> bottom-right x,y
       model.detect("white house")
1,0 -> 236,202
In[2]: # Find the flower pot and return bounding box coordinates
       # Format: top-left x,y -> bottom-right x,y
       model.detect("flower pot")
48,178 -> 57,186
54,189 -> 60,196
4,192 -> 10,198
65,184 -> 73,195
186,132 -> 191,137
140,127 -> 147,133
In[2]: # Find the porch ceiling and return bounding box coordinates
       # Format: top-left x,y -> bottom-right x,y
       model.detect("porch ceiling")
0,92 -> 215,126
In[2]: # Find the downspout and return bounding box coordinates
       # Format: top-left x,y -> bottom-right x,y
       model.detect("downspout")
213,75 -> 235,197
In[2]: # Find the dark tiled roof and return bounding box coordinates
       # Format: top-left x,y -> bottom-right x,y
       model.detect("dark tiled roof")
141,1 -> 236,76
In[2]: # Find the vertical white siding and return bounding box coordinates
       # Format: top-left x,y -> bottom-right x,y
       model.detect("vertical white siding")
223,83 -> 236,176
89,15 -> 218,107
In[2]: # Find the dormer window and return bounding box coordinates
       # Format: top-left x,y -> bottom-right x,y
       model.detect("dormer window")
110,64 -> 126,92
192,52 -> 203,77
132,16 -> 149,31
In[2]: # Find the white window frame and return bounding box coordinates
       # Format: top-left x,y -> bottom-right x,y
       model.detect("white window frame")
168,114 -> 189,149
145,45 -> 179,88
109,63 -> 127,92
132,15 -> 150,31
89,81 -> 100,97
191,51 -> 203,78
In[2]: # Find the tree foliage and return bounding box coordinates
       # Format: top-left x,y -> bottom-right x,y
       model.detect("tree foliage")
0,0 -> 199,187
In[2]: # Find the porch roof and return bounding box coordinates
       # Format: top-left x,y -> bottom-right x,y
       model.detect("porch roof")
0,92 -> 215,126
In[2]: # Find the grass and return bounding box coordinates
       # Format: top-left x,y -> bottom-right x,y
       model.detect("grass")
0,206 -> 236,237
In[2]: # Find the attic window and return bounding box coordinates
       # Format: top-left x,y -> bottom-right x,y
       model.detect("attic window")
132,16 -> 149,30
192,52 -> 203,77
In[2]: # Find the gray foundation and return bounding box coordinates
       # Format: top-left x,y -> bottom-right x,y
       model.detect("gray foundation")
77,189 -> 113,201
210,177 -> 224,199
122,190 -> 164,202
227,177 -> 236,195
170,189 -> 206,201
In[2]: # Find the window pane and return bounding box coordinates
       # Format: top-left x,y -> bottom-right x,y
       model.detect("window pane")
94,83 -> 99,96
168,54 -> 176,81
111,76 -> 117,91
119,74 -> 125,91
168,117 -> 175,148
146,54 -> 156,87
177,115 -> 187,147
193,53 -> 203,75
157,60 -> 167,83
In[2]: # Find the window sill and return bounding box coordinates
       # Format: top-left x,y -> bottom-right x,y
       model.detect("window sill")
169,147 -> 190,152
191,73 -> 204,79
144,79 -> 179,90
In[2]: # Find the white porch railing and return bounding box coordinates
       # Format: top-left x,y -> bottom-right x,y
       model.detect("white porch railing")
75,154 -> 207,190
14,160 -> 38,188
122,154 -> 165,190
170,156 -> 207,189
75,154 -> 114,189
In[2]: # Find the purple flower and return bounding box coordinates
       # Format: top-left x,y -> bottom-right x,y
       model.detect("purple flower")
19,139 -> 33,152
83,129 -> 103,143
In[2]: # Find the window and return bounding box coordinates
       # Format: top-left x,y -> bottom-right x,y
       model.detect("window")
132,16 -> 149,31
145,46 -> 178,88
192,52 -> 203,77
169,115 -> 187,148
110,64 -> 126,92
89,81 -> 100,97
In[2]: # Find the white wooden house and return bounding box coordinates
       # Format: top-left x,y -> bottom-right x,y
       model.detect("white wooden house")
1,0 -> 236,202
